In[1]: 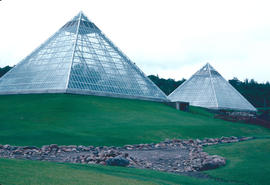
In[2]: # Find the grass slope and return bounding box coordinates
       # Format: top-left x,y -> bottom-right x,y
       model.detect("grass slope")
0,94 -> 269,146
204,138 -> 270,185
0,158 -> 240,185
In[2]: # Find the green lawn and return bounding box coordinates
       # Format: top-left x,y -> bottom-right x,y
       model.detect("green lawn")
0,94 -> 269,146
204,138 -> 270,185
1,94 -> 270,185
0,158 -> 240,185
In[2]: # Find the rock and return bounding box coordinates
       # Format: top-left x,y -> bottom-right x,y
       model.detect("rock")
61,147 -> 73,152
108,149 -> 118,157
72,148 -> 77,152
67,145 -> 77,148
188,139 -> 194,144
85,155 -> 94,162
122,153 -> 129,158
200,155 -> 226,170
99,151 -> 105,158
239,136 -> 254,141
41,145 -> 49,152
124,145 -> 133,150
164,139 -> 170,143
88,145 -> 94,150
3,144 -> 11,150
106,156 -> 130,167
0,136 -> 245,174
93,150 -> 99,155
195,139 -> 202,144
99,161 -> 106,165
12,150 -> 23,155
184,166 -> 193,172
145,162 -> 152,168
50,144 -> 58,149
23,146 -> 38,150
172,139 -> 181,143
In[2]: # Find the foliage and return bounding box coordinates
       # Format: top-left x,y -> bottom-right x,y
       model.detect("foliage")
0,65 -> 12,78
148,75 -> 186,95
229,78 -> 270,108
204,138 -> 270,185
0,94 -> 269,147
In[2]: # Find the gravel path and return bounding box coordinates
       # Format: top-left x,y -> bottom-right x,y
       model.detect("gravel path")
0,136 -> 254,178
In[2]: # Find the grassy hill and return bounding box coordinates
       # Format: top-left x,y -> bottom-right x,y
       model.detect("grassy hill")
0,94 -> 269,147
204,138 -> 270,185
0,158 -> 239,185
1,94 -> 270,185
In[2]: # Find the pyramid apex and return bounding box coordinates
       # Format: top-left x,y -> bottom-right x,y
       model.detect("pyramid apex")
71,11 -> 89,22
205,62 -> 212,67
78,11 -> 86,16
202,62 -> 215,71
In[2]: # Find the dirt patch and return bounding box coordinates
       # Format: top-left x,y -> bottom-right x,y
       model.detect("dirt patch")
0,136 -> 253,176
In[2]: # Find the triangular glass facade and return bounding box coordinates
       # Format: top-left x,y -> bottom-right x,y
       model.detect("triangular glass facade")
169,63 -> 256,111
0,12 -> 167,102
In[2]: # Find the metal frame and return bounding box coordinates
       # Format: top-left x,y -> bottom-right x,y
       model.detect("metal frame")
0,12 -> 168,102
169,63 -> 256,111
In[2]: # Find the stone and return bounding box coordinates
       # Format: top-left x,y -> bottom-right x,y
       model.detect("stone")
12,150 -> 23,155
122,153 -> 129,158
188,139 -> 194,144
195,139 -> 202,144
78,145 -> 90,151
145,162 -> 152,168
93,150 -> 99,155
98,161 -> 105,165
85,156 -> 93,162
23,146 -> 38,150
1,136 -> 248,174
106,156 -> 130,167
200,155 -> 226,170
61,147 -> 73,152
41,145 -> 49,152
50,144 -> 58,149
3,144 -> 11,150
239,136 -> 254,141
72,148 -> 77,152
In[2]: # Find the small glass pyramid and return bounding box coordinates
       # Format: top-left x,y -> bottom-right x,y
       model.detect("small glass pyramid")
169,63 -> 256,111
0,12 -> 167,102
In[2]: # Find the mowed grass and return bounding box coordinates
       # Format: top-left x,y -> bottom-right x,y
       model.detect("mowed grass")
1,94 -> 270,185
0,158 -> 240,185
0,94 -> 269,146
204,138 -> 270,185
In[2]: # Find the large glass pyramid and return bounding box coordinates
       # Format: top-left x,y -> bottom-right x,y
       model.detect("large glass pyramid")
0,12 -> 167,102
169,63 -> 256,111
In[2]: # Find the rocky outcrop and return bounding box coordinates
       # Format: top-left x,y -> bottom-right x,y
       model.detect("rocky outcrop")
106,156 -> 130,166
0,136 -> 254,173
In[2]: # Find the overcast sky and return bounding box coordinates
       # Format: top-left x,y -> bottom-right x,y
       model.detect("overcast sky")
0,0 -> 269,82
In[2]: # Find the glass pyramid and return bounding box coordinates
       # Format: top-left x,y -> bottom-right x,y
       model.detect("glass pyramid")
169,63 -> 256,111
0,12 -> 167,102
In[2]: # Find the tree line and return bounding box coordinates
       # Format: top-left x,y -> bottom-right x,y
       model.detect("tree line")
0,66 -> 269,108
0,66 -> 12,78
